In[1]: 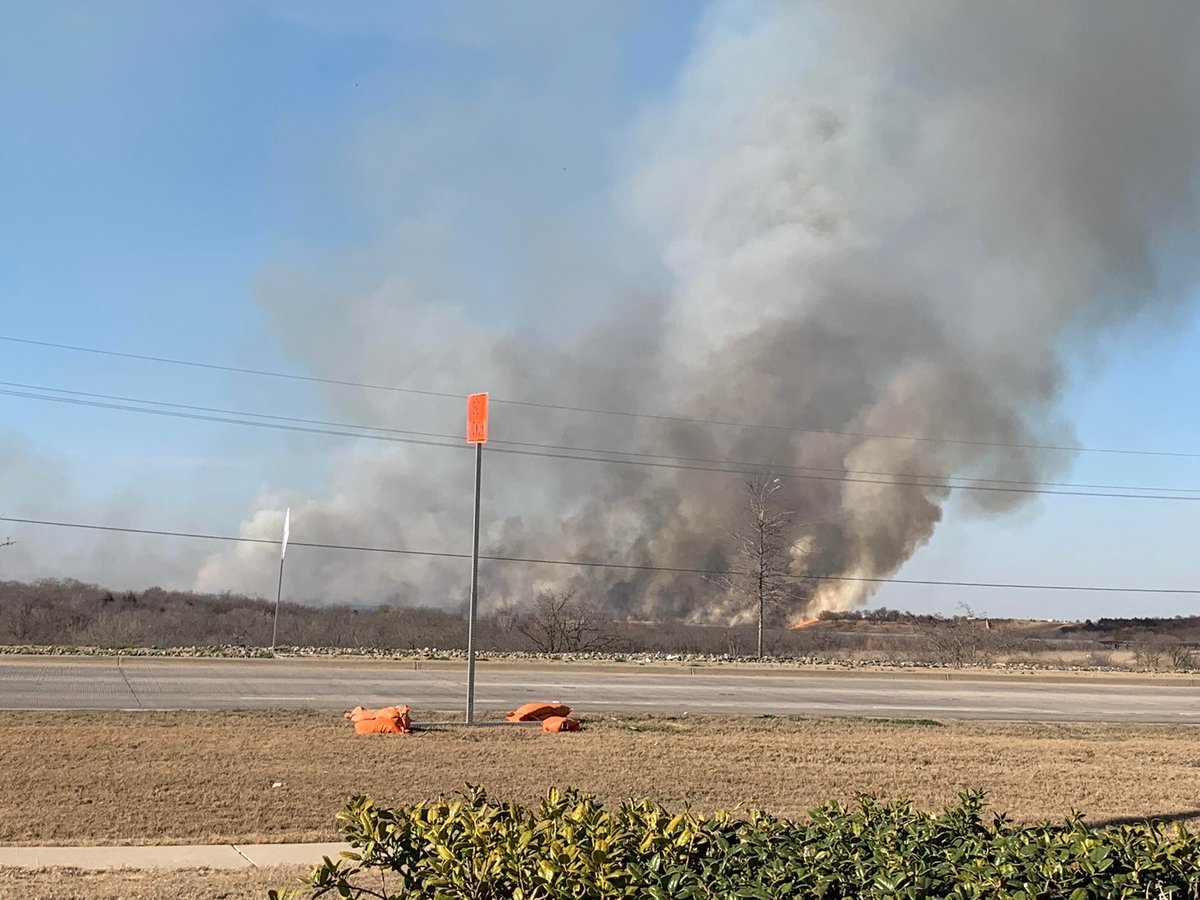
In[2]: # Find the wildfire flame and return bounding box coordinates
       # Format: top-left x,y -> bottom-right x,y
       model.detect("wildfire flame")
789,616 -> 820,630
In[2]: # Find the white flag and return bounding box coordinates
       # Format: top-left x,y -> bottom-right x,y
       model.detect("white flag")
281,507 -> 291,560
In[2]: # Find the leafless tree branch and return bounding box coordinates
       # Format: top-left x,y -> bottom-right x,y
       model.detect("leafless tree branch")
511,589 -> 615,654
716,470 -> 809,658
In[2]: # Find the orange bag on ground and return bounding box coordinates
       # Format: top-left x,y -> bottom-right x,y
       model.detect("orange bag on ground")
355,714 -> 411,735
506,702 -> 571,722
345,705 -> 409,722
345,704 -> 411,734
541,716 -> 581,733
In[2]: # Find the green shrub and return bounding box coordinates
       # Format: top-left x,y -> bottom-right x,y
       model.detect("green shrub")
273,787 -> 1200,899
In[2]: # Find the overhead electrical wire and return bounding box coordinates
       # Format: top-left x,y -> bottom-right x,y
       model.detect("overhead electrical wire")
5,333 -> 1200,459
7,379 -> 1200,494
0,385 -> 466,452
3,382 -> 1200,502
0,335 -> 463,402
0,380 -> 463,443
5,514 -> 1200,595
487,442 -> 1200,501
492,440 -> 1200,493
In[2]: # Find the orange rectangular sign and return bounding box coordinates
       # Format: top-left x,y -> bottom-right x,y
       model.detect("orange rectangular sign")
466,392 -> 489,443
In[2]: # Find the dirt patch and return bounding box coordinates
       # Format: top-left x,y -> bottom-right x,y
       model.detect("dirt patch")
0,865 -> 307,899
2,710 -> 1199,846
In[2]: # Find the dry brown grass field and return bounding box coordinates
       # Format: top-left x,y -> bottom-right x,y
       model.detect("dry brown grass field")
2,710 -> 1199,849
0,865 -> 308,900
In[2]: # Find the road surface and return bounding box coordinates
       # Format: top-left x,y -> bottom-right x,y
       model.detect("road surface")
0,656 -> 1197,723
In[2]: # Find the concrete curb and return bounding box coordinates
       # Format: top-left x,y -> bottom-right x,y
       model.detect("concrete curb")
0,842 -> 349,869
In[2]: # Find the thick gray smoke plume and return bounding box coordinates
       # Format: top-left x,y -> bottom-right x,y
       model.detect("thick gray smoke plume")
199,1 -> 1200,621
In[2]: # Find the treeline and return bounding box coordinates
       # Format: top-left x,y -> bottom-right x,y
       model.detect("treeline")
818,607 -> 945,624
0,579 -> 754,654
0,579 -> 473,651
3,578 -> 1197,665
0,578 -> 902,656
1063,616 -> 1200,639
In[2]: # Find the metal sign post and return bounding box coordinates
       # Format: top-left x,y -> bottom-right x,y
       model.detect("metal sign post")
271,507 -> 290,650
465,392 -> 488,724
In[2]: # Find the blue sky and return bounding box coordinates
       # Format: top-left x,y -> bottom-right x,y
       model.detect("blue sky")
2,2 -> 1200,620
0,2 -> 693,493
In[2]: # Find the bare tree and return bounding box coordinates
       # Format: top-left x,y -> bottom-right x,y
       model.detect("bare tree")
917,604 -> 1010,667
714,472 -> 799,659
1132,640 -> 1166,671
513,589 -> 613,654
1168,640 -> 1197,671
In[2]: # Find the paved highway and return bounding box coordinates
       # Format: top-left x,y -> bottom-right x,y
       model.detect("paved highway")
0,656 -> 1197,723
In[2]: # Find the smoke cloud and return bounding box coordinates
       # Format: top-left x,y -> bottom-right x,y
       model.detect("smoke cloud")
198,2 -> 1200,622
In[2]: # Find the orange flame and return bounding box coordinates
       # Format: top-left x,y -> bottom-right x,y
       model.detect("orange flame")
789,616 -> 820,630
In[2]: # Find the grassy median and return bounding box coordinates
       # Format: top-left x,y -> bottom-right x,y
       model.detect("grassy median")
3,710 -> 1199,847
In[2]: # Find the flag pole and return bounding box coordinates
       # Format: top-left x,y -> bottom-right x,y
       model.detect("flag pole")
272,507 -> 290,651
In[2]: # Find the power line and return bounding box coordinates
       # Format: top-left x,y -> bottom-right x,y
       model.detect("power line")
4,383 -> 1200,501
4,514 -> 1200,595
0,386 -> 467,452
10,379 -> 1200,493
0,335 -> 462,402
5,383 -> 1200,501
0,381 -> 461,443
485,442 -> 1200,501
488,434 -> 1200,494
0,516 -> 466,559
6,333 -> 1200,459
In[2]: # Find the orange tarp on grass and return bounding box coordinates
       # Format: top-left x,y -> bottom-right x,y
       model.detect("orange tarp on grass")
345,704 -> 411,734
355,715 -> 411,734
506,702 -> 571,723
344,705 -> 409,722
541,716 -> 581,732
